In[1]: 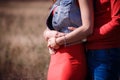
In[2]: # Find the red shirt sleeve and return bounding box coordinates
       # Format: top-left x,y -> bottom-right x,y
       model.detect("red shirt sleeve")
87,0 -> 120,49
100,0 -> 120,35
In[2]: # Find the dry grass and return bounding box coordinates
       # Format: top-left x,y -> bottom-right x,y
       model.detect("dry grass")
0,1 -> 52,80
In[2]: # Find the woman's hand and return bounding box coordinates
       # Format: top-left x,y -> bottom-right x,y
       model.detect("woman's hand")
47,37 -> 60,55
48,47 -> 56,55
48,37 -> 60,49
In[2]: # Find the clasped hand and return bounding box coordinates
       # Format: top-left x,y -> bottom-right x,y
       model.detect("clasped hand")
43,27 -> 76,54
43,30 -> 64,54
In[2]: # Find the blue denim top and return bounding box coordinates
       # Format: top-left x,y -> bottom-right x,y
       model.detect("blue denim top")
46,0 -> 82,33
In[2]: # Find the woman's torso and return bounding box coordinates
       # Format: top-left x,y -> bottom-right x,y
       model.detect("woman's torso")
47,0 -> 82,33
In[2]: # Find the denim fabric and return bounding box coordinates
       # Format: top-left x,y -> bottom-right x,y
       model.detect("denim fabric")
86,48 -> 120,80
46,0 -> 82,33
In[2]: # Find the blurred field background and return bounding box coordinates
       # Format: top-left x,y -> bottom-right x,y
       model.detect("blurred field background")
0,1 -> 51,80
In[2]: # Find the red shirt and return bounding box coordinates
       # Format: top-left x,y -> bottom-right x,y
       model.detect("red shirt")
86,0 -> 120,49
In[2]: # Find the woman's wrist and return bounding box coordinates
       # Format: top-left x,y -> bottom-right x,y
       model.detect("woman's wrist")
56,35 -> 67,47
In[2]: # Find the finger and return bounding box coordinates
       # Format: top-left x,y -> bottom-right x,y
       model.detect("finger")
68,27 -> 76,31
57,34 -> 64,37
56,33 -> 65,37
49,48 -> 56,55
47,41 -> 51,47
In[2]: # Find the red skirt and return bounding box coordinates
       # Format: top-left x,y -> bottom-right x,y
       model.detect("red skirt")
47,44 -> 87,80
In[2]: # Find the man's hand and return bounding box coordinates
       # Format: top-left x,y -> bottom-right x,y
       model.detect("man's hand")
68,27 -> 77,31
43,29 -> 65,41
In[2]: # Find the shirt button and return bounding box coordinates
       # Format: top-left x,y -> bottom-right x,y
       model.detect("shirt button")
53,21 -> 57,24
55,12 -> 58,14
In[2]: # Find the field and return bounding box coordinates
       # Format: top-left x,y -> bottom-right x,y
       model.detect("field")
0,1 -> 51,80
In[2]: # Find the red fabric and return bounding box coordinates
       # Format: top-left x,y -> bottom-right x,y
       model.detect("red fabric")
87,0 -> 120,49
52,6 -> 57,15
47,44 -> 87,80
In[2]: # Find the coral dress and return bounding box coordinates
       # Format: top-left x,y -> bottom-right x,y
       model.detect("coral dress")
47,0 -> 87,79
47,44 -> 87,80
